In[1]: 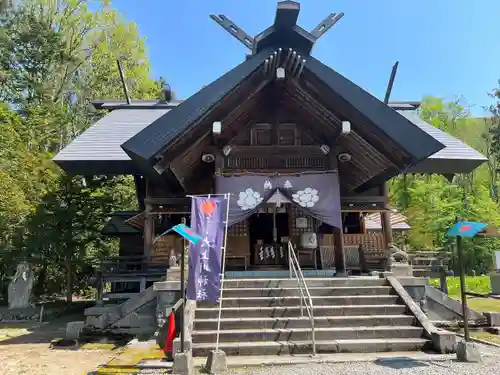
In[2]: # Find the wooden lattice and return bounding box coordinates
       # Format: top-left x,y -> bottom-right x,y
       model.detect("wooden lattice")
228,220 -> 248,237
320,233 -> 387,271
290,205 -> 316,235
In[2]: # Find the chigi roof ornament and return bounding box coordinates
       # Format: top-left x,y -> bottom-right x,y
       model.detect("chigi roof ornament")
210,1 -> 344,56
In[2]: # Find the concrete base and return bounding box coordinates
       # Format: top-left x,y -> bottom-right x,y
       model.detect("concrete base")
484,312 -> 500,327
173,337 -> 192,353
489,272 -> 500,295
456,340 -> 482,363
431,330 -> 456,354
65,321 -> 84,340
205,349 -> 227,374
173,350 -> 194,375
390,262 -> 414,277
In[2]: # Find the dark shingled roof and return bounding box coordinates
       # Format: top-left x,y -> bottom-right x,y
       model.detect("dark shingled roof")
53,108 -> 172,175
401,111 -> 488,174
52,104 -> 487,177
101,212 -> 141,235
121,49 -> 273,164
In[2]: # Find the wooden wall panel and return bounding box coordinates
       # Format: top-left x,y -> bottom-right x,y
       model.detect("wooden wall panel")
320,232 -> 385,270
289,205 -> 318,244
119,234 -> 143,257
343,232 -> 384,250
226,220 -> 250,266
152,235 -> 183,263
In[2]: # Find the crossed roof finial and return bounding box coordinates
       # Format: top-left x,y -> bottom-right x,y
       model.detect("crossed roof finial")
210,1 -> 344,56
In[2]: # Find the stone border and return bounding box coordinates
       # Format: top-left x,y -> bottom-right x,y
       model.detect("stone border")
138,351 -> 456,369
425,284 -> 486,322
386,276 -> 456,353
455,333 -> 500,348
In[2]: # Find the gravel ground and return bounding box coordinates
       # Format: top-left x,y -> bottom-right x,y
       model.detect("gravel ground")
134,344 -> 500,375
217,346 -> 500,375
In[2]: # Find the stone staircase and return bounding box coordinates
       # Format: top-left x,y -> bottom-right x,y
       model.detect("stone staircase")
83,286 -> 158,335
192,277 -> 432,356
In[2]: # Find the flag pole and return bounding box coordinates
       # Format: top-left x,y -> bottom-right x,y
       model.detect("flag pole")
180,217 -> 187,353
456,234 -> 470,341
215,193 -> 231,352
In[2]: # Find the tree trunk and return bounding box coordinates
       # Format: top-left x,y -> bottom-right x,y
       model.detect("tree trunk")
65,178 -> 74,305
65,259 -> 72,304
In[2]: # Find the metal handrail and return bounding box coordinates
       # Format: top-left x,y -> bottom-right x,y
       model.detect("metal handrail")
288,241 -> 316,355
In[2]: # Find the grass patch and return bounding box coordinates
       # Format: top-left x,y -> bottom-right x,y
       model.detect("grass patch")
465,298 -> 500,313
0,322 -> 37,329
429,276 -> 492,298
430,275 -> 500,312
79,342 -> 118,351
106,342 -> 165,367
0,326 -> 31,340
471,331 -> 500,345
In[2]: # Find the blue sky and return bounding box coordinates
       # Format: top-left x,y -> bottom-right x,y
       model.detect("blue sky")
111,0 -> 500,116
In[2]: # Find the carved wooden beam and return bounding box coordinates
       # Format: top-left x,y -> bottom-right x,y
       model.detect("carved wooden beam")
210,14 -> 254,49
310,12 -> 344,40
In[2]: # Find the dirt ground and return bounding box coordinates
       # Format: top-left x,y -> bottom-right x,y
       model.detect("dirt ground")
0,314 -> 116,375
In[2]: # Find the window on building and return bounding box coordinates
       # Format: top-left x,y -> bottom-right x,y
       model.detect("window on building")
251,124 -> 272,145
278,124 -> 297,145
342,212 -> 364,234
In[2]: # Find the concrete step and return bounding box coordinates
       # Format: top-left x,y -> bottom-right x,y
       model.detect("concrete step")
222,286 -> 395,298
192,326 -> 424,343
225,270 -> 336,279
195,304 -> 408,319
194,315 -> 416,330
214,295 -> 400,308
223,277 -> 387,289
191,338 -> 431,356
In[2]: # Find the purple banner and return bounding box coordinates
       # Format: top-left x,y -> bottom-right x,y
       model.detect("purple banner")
186,196 -> 228,302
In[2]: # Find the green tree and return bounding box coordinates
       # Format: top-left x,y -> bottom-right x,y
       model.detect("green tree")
390,96 -> 500,274
0,0 -> 170,302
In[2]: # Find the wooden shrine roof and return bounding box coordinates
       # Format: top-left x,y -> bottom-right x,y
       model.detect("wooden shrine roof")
364,211 -> 411,231
52,101 -> 487,180
53,1 -> 487,189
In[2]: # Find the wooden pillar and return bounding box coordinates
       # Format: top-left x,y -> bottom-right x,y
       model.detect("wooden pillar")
144,202 -> 154,259
380,183 -> 393,247
333,226 -> 346,275
143,179 -> 154,260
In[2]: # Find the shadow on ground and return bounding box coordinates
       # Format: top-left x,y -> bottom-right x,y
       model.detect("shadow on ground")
0,301 -> 91,345
374,356 -> 431,369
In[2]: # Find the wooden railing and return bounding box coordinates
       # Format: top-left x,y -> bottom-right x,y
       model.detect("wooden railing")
98,255 -> 170,276
408,250 -> 451,275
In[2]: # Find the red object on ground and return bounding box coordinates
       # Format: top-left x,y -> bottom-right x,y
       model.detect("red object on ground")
164,311 -> 176,355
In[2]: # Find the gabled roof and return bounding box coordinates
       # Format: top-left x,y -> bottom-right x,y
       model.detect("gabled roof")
52,1 -> 487,183
400,111 -> 488,174
53,108 -> 172,175
119,4 -> 449,185
121,49 -> 273,165
52,103 -> 487,178
121,56 -> 445,185
304,57 -> 444,165
365,211 -> 411,231
101,211 -> 141,235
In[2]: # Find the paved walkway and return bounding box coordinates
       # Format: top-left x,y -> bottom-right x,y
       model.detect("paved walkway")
88,340 -> 500,375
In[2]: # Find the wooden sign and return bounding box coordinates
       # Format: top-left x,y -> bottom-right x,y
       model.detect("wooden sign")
295,217 -> 308,228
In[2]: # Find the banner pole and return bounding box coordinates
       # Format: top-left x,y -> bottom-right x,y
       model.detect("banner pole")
215,193 -> 231,352
180,217 -> 187,353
